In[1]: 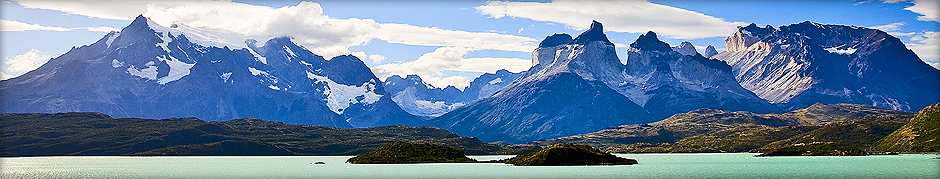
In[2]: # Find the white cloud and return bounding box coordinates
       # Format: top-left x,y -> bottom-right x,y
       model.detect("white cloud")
0,71 -> 13,80
907,0 -> 940,22
882,0 -> 940,22
368,54 -> 386,63
2,49 -> 54,80
0,19 -> 70,31
476,0 -> 746,39
872,22 -> 905,32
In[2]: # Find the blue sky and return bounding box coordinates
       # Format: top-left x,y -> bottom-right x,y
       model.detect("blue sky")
2,0 -> 938,88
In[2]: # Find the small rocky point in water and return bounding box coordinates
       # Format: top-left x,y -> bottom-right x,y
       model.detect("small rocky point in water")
346,142 -> 476,164
502,143 -> 638,166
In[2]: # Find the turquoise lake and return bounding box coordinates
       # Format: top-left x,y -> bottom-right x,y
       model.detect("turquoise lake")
2,153 -> 938,178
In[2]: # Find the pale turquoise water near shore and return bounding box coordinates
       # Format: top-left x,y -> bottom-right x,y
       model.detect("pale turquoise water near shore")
2,153 -> 938,178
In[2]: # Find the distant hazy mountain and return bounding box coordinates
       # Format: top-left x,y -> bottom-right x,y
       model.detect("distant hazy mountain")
714,22 -> 940,111
383,69 -> 523,117
702,45 -> 719,58
0,15 -> 418,128
670,41 -> 698,56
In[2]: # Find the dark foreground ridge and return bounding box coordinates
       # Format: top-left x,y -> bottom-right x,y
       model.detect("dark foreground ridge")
503,143 -> 637,166
346,142 -> 476,164
0,112 -> 536,156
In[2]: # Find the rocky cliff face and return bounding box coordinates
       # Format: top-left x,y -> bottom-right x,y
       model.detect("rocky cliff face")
714,22 -> 940,111
620,31 -> 780,119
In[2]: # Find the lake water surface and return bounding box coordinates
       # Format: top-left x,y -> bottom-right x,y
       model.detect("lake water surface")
2,153 -> 938,178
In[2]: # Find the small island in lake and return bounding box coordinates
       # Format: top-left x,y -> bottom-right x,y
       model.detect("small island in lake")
502,143 -> 638,166
346,142 -> 477,164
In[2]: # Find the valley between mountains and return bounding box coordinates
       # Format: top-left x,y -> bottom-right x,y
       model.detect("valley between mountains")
1,15 -> 938,155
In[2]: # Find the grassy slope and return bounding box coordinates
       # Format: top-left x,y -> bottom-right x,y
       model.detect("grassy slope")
873,103 -> 940,152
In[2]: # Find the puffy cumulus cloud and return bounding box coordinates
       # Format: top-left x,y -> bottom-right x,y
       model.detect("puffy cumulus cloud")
476,0 -> 746,39
0,71 -> 13,80
2,49 -> 54,80
141,1 -> 380,59
372,47 -> 530,89
0,20 -> 70,31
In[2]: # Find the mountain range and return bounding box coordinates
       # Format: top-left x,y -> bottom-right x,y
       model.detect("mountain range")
383,69 -> 523,117
430,21 -> 781,142
0,15 -> 417,128
2,16 -> 938,144
714,22 -> 940,111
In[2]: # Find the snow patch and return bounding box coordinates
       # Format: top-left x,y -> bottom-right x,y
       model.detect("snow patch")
488,78 -> 503,85
111,59 -> 124,68
220,72 -> 232,82
127,63 -> 158,81
248,67 -> 264,76
824,46 -> 857,55
284,46 -> 296,61
247,46 -> 267,64
147,19 -> 182,53
156,55 -> 195,84
299,60 -> 313,66
307,71 -> 383,114
105,32 -> 120,48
